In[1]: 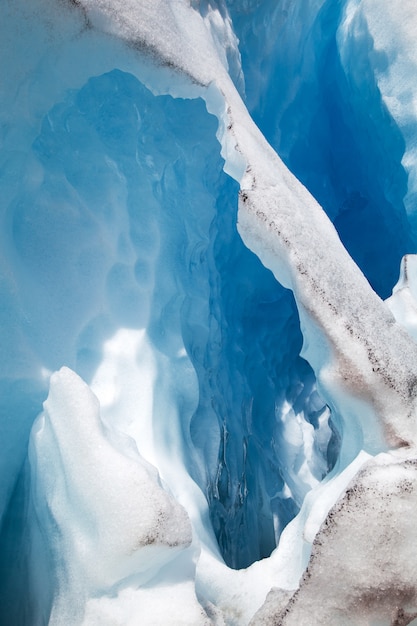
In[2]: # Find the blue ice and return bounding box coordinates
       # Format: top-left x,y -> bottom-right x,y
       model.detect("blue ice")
1,0 -> 417,624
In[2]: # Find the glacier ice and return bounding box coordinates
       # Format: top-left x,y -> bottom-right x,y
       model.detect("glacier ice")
2,0 -> 417,624
229,0 -> 414,298
30,366 -> 209,626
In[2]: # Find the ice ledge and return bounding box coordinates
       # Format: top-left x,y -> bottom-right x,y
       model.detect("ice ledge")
251,451 -> 417,625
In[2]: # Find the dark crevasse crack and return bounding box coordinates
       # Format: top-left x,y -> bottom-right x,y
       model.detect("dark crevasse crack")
214,0 -> 417,566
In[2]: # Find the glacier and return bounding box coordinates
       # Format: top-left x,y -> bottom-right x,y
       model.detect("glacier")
2,0 -> 417,624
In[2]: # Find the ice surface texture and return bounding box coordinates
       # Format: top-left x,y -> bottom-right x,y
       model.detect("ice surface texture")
251,453 -> 417,625
2,0 -> 417,624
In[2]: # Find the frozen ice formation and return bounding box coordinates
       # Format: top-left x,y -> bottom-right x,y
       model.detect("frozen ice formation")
2,0 -> 417,624
251,452 -> 417,625
30,367 -> 200,625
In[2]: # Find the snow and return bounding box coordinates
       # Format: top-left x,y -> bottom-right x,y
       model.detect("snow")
30,367 -> 195,624
1,0 -> 417,624
387,255 -> 417,342
252,451 -> 417,625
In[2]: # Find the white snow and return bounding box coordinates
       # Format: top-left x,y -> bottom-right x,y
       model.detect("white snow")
30,366 -> 199,624
387,255 -> 417,343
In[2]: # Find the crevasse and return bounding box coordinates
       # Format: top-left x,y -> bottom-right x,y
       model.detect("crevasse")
2,1 -> 417,625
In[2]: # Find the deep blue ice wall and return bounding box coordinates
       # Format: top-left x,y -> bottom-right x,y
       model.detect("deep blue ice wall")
228,0 -> 415,299
184,188 -> 326,568
47,71 -> 332,571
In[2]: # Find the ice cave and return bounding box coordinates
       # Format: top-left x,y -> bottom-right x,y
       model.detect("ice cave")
2,0 -> 417,624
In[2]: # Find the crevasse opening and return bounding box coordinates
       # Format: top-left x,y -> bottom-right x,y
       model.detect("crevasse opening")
0,65 -> 333,621
3,1 -> 417,624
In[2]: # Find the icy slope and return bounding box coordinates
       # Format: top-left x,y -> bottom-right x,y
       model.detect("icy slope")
1,0 -> 417,624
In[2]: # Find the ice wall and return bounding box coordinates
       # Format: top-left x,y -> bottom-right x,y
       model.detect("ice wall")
2,0 -> 417,624
0,2 -> 334,621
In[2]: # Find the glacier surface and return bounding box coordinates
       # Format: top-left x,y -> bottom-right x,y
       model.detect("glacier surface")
2,0 -> 417,624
